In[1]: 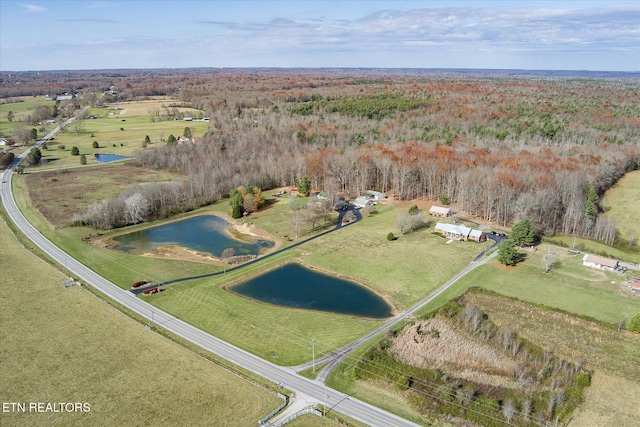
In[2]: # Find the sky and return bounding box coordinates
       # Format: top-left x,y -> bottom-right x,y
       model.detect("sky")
0,0 -> 638,72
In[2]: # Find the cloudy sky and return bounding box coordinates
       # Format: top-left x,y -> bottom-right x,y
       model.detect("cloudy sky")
1,0 -> 638,71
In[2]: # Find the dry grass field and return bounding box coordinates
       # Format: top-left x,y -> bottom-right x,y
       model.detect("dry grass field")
390,318 -> 519,389
0,212 -> 280,426
24,164 -> 182,228
461,290 -> 640,383
570,372 -> 640,427
103,98 -> 202,117
462,290 -> 640,427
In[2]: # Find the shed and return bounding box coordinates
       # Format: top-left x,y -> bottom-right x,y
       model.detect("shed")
429,206 -> 452,217
582,254 -> 619,271
353,197 -> 374,209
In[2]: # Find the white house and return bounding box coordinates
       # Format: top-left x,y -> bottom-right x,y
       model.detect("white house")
429,206 -> 452,217
582,254 -> 619,272
435,223 -> 485,242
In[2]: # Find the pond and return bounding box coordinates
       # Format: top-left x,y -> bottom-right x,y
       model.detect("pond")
113,215 -> 274,258
95,153 -> 131,163
231,263 -> 393,319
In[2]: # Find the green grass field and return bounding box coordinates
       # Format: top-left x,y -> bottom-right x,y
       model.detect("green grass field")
601,170 -> 640,242
0,209 -> 280,427
1,97 -> 209,170
0,97 -> 58,140
545,234 -> 640,264
455,248 -> 640,324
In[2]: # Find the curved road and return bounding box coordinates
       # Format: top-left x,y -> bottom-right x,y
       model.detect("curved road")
2,135 -> 421,425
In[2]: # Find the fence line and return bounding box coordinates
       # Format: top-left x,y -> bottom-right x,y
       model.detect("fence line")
258,393 -> 287,425
271,407 -> 322,427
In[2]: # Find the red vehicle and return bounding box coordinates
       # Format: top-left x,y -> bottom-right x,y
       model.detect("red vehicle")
132,280 -> 148,288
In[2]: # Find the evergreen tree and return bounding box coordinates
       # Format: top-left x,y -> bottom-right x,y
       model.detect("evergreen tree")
628,313 -> 640,333
584,184 -> 598,220
297,175 -> 312,196
510,219 -> 535,246
497,239 -> 519,266
229,189 -> 244,219
80,154 -> 87,165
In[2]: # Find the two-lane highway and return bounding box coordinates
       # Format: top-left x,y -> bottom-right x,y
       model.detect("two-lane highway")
2,152 -> 422,425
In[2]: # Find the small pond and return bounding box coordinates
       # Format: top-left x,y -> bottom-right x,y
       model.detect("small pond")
95,153 -> 131,163
113,215 -> 274,257
231,263 -> 393,319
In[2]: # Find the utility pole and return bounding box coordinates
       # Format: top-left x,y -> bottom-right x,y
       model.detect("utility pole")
311,339 -> 316,373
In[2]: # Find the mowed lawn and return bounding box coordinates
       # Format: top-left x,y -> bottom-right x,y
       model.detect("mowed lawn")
455,248 -> 640,324
0,214 -> 280,427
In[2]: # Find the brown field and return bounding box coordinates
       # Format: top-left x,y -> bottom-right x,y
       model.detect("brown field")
569,372 -> 640,427
105,98 -> 202,118
390,318 -> 519,389
460,290 -> 640,382
24,163 -> 181,228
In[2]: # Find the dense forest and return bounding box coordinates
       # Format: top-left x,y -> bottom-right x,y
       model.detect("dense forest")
4,69 -> 639,243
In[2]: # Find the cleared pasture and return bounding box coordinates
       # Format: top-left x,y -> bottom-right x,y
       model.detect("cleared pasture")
103,98 -> 202,117
601,170 -> 640,242
455,249 -> 640,324
545,234 -> 640,264
0,209 -> 280,427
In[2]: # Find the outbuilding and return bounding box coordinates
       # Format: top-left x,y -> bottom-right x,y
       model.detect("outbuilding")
429,206 -> 452,217
353,197 -> 374,209
582,254 -> 619,272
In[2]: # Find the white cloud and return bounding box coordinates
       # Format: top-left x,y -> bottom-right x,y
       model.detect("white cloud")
18,3 -> 46,13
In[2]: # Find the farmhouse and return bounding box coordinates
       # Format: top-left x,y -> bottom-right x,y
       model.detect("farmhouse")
429,206 -> 452,217
353,197 -> 374,209
631,278 -> 640,292
582,254 -> 619,272
366,190 -> 386,200
435,222 -> 485,242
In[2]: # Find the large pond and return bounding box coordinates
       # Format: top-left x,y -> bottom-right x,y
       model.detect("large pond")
231,263 -> 393,319
113,215 -> 274,257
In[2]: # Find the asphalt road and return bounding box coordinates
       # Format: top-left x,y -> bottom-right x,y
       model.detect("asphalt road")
2,130 -> 421,426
